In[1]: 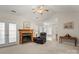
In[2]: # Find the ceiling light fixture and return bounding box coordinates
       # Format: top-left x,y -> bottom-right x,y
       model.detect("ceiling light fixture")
32,5 -> 48,15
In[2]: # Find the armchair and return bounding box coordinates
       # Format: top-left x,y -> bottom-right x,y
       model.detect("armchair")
34,32 -> 47,44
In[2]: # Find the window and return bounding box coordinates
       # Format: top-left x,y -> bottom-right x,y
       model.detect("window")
9,23 -> 16,43
0,23 -> 5,44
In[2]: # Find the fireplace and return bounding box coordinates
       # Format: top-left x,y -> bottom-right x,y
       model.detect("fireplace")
19,29 -> 33,44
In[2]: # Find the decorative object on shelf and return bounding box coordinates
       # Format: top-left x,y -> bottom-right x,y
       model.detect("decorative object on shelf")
64,33 -> 71,37
64,22 -> 74,29
32,5 -> 48,15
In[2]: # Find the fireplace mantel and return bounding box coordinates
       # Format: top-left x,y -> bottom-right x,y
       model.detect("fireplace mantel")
19,29 -> 33,44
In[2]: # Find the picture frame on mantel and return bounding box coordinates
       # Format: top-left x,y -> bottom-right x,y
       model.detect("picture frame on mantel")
64,22 -> 74,29
23,22 -> 31,29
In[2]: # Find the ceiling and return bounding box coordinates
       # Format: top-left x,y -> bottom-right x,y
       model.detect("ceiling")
0,5 -> 79,20
0,5 -> 79,13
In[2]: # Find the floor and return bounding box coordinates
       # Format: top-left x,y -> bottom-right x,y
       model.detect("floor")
0,39 -> 79,54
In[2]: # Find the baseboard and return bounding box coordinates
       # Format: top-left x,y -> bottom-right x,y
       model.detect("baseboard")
0,42 -> 17,48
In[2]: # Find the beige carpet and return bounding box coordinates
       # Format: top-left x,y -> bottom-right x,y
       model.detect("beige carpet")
0,39 -> 79,54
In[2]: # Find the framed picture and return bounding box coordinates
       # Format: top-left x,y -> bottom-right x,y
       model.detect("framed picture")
64,22 -> 74,29
23,22 -> 31,28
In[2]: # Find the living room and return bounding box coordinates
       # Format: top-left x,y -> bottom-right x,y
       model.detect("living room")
0,5 -> 79,53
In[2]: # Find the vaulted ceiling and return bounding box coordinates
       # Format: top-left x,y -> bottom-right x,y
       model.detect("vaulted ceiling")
0,5 -> 79,21
0,5 -> 79,13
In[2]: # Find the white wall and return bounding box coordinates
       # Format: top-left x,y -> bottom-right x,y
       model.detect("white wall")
0,13 -> 39,42
56,13 -> 79,43
0,10 -> 79,45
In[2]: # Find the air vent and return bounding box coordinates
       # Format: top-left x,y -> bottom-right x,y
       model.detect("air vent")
11,10 -> 16,13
